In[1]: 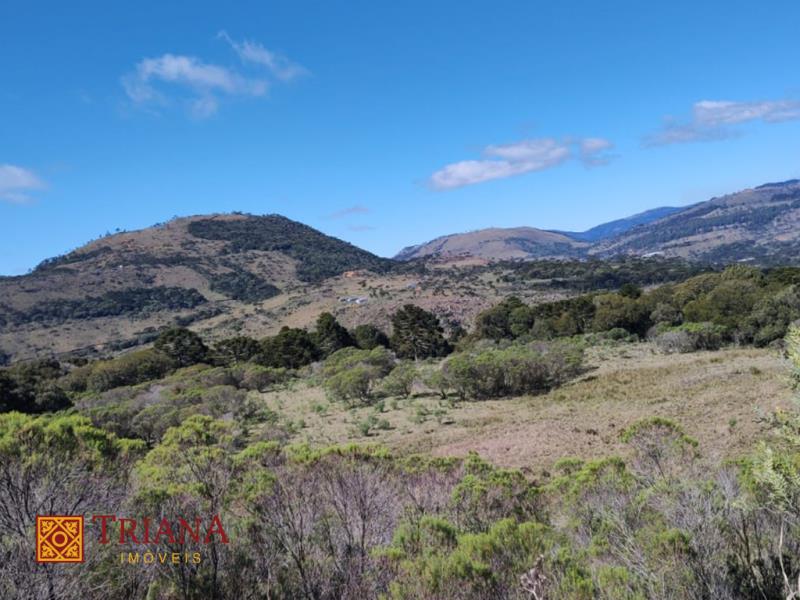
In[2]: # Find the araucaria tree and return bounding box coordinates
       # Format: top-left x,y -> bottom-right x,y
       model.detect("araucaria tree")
390,304 -> 451,360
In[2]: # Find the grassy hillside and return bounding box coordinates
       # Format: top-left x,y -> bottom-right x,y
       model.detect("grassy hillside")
593,179 -> 800,262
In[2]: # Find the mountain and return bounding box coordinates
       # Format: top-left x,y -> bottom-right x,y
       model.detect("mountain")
395,179 -> 800,265
4,178 -> 800,362
556,206 -> 683,242
591,179 -> 800,263
0,214 -> 394,360
394,227 -> 588,261
393,206 -> 681,262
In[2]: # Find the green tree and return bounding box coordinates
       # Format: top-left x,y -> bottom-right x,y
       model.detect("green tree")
213,336 -> 262,365
154,327 -> 209,367
474,297 -> 529,340
258,327 -> 320,369
390,305 -> 451,360
313,312 -> 354,357
0,359 -> 71,413
352,323 -> 390,350
591,293 -> 650,336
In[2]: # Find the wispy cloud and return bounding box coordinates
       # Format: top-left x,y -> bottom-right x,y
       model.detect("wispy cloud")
327,204 -> 370,219
429,137 -> 614,190
218,31 -> 308,81
0,164 -> 45,204
123,33 -> 307,117
646,98 -> 800,146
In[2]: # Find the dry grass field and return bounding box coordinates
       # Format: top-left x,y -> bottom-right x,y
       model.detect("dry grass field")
263,343 -> 793,475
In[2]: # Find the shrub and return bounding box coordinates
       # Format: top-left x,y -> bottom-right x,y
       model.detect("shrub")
421,366 -> 451,399
442,342 -> 584,400
380,362 -> 417,398
654,322 -> 727,353
237,365 -> 290,391
322,346 -> 395,404
85,349 -> 175,392
653,330 -> 694,354
591,293 -> 650,337
326,365 -> 379,403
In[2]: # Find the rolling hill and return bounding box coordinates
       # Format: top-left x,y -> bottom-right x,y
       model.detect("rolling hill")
555,206 -> 683,242
395,179 -> 800,265
0,214 -> 397,360
591,179 -> 800,263
394,227 -> 588,261
4,178 -> 800,363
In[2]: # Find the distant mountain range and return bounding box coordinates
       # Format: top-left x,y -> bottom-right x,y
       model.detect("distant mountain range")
553,206 -> 683,243
590,179 -> 800,263
396,179 -> 800,264
2,178 -> 800,361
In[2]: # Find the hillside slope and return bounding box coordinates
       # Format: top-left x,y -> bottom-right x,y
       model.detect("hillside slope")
557,206 -> 683,242
395,227 -> 588,261
0,214 -> 394,360
592,179 -> 800,263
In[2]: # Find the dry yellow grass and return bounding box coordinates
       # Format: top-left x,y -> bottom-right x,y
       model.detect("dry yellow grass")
262,344 -> 793,475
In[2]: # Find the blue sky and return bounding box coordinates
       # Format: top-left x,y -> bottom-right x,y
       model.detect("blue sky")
2,1 -> 800,274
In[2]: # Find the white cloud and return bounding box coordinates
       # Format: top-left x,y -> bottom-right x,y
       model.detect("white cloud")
579,137 -> 616,166
218,31 -> 308,81
694,99 -> 800,125
123,34 -> 306,117
0,164 -> 45,204
429,137 -> 613,190
646,98 -> 800,146
122,53 -> 267,116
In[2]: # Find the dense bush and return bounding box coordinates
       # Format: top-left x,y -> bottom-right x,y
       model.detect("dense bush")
380,362 -> 417,398
474,296 -> 534,341
82,348 -> 176,392
653,322 -> 728,353
0,359 -> 71,413
322,346 -> 395,403
2,328 -> 800,598
475,265 -> 800,348
499,256 -> 710,291
213,335 -> 263,365
443,341 -> 584,400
